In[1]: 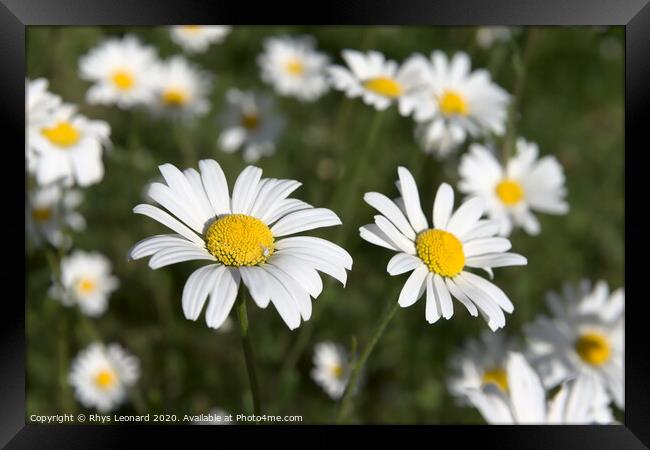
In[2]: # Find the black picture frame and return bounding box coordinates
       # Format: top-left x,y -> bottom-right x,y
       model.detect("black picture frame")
6,0 -> 649,447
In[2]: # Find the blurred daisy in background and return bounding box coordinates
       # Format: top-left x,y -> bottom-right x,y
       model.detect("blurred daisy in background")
328,49 -> 429,112
194,407 -> 234,425
26,78 -> 62,170
447,329 -> 519,403
69,342 -> 140,413
524,280 -> 624,409
311,342 -> 350,400
149,55 -> 213,120
257,35 -> 330,102
475,27 -> 512,49
49,250 -> 120,317
407,51 -> 509,158
170,26 -> 231,54
359,168 -> 527,331
79,34 -> 159,108
465,352 -> 614,424
458,139 -> 568,236
128,160 -> 353,330
217,88 -> 285,163
26,184 -> 85,249
28,103 -> 111,187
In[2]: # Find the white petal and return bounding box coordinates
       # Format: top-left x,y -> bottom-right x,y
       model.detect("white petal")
231,166 -> 262,214
275,248 -> 348,286
271,208 -> 341,237
239,266 -> 270,308
454,275 -> 505,330
133,204 -> 204,246
258,268 -> 301,329
434,274 -> 454,318
374,215 -> 416,254
444,276 -> 479,317
446,196 -> 485,238
433,183 -> 454,229
128,234 -> 196,260
364,192 -> 415,240
359,224 -> 400,251
465,253 -> 527,268
461,219 -> 501,241
264,264 -> 312,321
398,265 -> 428,307
459,271 -> 514,313
182,264 -> 224,320
267,254 -> 323,298
275,236 -> 352,269
148,245 -> 216,270
147,182 -> 205,233
387,252 -> 421,276
159,163 -> 212,228
425,273 -> 441,324
463,237 -> 511,258
199,159 -> 231,215
205,268 -> 240,329
507,353 -> 547,423
397,166 -> 429,232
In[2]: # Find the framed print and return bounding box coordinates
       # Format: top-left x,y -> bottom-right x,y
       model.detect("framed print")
4,0 -> 650,446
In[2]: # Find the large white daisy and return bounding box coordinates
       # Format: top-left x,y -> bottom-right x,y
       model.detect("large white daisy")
406,51 -> 509,157
447,329 -> 519,404
169,26 -> 231,54
465,352 -> 614,424
149,55 -> 213,120
217,89 -> 285,163
28,103 -> 111,187
311,341 -> 350,400
26,184 -> 85,249
128,160 -> 353,330
69,342 -> 140,413
524,280 -> 624,409
458,139 -> 569,236
79,34 -> 159,108
257,35 -> 330,102
327,49 -> 429,113
359,167 -> 527,331
49,250 -> 120,317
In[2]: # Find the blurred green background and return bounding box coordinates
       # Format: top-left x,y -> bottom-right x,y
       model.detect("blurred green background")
26,26 -> 624,424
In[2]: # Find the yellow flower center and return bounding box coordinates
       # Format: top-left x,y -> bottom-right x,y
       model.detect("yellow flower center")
41,122 -> 80,148
181,25 -> 202,33
482,367 -> 508,391
162,88 -> 189,106
94,368 -> 117,389
76,277 -> 97,296
32,207 -> 53,222
495,179 -> 525,206
205,214 -> 274,266
363,77 -> 403,98
285,58 -> 305,76
330,364 -> 344,379
575,332 -> 611,366
111,70 -> 135,91
415,229 -> 465,277
439,90 -> 469,116
241,113 -> 260,130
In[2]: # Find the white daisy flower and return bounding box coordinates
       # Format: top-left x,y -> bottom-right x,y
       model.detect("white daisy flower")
257,35 -> 330,102
311,342 -> 350,400
194,407 -> 234,425
26,78 -> 62,170
79,34 -> 159,108
149,55 -> 213,120
476,27 -> 512,49
327,49 -> 429,112
447,329 -> 519,404
26,184 -> 85,249
28,103 -> 111,187
359,167 -> 527,331
69,342 -> 140,413
128,160 -> 353,331
218,89 -> 285,163
524,280 -> 624,409
465,352 -> 614,424
406,51 -> 509,157
458,139 -> 569,236
170,26 -> 231,54
49,250 -> 120,317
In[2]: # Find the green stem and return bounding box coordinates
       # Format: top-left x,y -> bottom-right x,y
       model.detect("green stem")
336,299 -> 400,423
236,289 -> 261,420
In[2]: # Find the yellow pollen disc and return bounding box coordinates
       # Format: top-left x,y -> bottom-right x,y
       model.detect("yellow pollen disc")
439,90 -> 469,116
415,229 -> 465,277
41,122 -> 80,148
482,367 -> 509,391
111,70 -> 135,91
495,179 -> 525,206
162,88 -> 189,106
205,214 -> 274,266
32,207 -> 53,222
94,369 -> 117,389
76,277 -> 97,296
331,365 -> 343,379
363,77 -> 403,98
285,58 -> 305,76
181,25 -> 202,33
241,113 -> 260,130
575,332 -> 611,366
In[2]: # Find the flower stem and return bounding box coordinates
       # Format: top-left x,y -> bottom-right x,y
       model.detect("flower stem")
336,299 -> 400,423
235,289 -> 261,420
